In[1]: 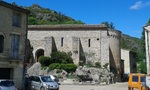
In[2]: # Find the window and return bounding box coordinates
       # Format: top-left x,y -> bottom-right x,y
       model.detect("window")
10,34 -> 20,59
132,76 -> 138,82
61,37 -> 64,47
12,12 -> 21,27
140,76 -> 145,82
0,35 -> 4,53
88,39 -> 91,47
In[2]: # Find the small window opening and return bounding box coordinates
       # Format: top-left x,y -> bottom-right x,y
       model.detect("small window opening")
88,39 -> 91,47
0,35 -> 4,53
61,37 -> 64,47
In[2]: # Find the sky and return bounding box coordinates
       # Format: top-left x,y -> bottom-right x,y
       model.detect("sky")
4,0 -> 150,38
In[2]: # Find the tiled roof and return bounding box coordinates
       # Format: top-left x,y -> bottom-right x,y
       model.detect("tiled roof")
0,0 -> 30,14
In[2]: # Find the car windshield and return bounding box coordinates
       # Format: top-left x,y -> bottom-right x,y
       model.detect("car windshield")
41,76 -> 53,82
0,81 -> 14,87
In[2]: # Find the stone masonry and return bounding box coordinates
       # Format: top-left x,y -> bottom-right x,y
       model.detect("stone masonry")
0,1 -> 29,89
28,24 -> 122,81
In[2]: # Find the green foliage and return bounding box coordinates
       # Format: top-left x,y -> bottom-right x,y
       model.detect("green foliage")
23,4 -> 84,25
95,62 -> 101,68
137,61 -> 147,73
147,19 -> 150,24
38,56 -> 51,66
103,63 -> 109,69
50,51 -> 73,64
28,17 -> 38,25
49,63 -> 60,70
49,63 -> 77,73
101,21 -> 115,29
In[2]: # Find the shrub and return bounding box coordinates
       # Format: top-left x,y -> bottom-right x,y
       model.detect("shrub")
50,51 -> 73,64
38,56 -> 51,66
49,63 -> 77,73
95,62 -> 101,68
103,63 -> 109,69
49,63 -> 60,70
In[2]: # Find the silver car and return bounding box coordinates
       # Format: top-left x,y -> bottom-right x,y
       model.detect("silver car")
30,76 -> 59,90
0,79 -> 16,90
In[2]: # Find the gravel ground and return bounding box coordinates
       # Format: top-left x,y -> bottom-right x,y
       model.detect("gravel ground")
59,82 -> 128,90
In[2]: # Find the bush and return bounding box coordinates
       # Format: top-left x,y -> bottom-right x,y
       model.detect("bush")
49,63 -> 60,70
49,63 -> 77,73
38,56 -> 51,66
50,51 -> 73,64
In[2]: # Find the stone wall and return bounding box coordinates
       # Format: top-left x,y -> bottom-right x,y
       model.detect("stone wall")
28,25 -> 121,72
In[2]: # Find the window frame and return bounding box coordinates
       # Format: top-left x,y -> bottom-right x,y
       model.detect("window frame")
12,11 -> 21,27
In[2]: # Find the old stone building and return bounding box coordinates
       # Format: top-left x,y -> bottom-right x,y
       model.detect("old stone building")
0,1 -> 29,89
28,24 -> 122,81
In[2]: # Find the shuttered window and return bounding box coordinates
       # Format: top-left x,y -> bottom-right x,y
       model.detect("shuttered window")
10,34 -> 20,59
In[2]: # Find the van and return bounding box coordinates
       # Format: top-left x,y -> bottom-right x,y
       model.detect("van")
128,73 -> 147,90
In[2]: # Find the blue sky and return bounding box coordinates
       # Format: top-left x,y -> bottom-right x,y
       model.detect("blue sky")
4,0 -> 150,38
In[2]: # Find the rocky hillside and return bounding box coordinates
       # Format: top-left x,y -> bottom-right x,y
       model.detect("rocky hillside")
121,34 -> 143,52
23,4 -> 84,25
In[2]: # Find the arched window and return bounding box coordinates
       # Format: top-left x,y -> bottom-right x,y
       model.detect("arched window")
0,35 -> 4,53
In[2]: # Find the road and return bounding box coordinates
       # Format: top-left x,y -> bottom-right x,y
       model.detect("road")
59,82 -> 128,90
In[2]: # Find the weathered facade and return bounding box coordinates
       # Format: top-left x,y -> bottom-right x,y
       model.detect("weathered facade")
144,24 -> 150,74
121,49 -> 137,74
28,24 -> 122,81
0,1 -> 29,89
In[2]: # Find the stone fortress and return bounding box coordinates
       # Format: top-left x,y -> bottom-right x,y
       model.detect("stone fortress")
28,24 -> 122,81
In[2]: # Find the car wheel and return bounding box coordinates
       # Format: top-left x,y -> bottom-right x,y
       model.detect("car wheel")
40,87 -> 45,90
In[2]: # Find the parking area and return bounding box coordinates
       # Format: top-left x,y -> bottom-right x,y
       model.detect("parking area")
59,82 -> 128,90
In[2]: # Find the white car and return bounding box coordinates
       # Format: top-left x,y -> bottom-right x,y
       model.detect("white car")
0,79 -> 16,90
30,75 -> 59,90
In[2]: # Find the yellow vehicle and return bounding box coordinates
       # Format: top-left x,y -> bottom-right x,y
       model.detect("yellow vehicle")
128,73 -> 150,90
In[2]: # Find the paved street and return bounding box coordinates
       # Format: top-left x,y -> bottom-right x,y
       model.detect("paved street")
59,82 -> 128,90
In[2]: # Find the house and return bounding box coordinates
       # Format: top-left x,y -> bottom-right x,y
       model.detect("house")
121,49 -> 137,74
0,1 -> 29,89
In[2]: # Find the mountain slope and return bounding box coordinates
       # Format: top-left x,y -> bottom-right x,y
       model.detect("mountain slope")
24,4 -> 84,25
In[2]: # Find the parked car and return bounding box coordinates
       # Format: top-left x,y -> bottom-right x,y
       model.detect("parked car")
30,75 -> 59,90
49,75 -> 59,84
0,79 -> 16,90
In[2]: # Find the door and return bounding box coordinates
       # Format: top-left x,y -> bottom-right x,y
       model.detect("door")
0,68 -> 10,79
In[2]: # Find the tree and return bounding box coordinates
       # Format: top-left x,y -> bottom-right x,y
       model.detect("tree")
101,21 -> 115,29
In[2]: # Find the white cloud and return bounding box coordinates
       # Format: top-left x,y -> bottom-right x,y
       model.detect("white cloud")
130,1 -> 150,10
